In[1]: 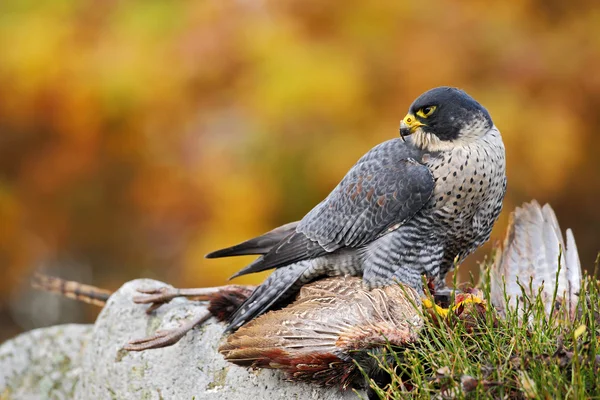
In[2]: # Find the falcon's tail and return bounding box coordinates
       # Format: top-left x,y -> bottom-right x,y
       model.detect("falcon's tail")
490,201 -> 581,320
205,221 -> 299,259
31,273 -> 112,307
225,262 -> 310,332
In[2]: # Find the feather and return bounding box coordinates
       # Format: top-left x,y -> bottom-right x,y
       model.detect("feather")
490,201 -> 582,321
205,221 -> 299,259
220,276 -> 422,388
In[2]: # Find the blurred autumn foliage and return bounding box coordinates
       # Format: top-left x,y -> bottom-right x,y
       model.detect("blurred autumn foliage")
1,0 -> 599,341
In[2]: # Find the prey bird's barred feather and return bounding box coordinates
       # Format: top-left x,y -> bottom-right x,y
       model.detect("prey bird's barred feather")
31,274 -> 112,307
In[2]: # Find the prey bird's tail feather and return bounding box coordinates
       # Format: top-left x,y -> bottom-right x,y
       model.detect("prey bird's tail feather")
31,273 -> 112,307
490,200 -> 582,320
205,221 -> 300,259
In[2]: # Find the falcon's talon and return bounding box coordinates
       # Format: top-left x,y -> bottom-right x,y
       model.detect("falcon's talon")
422,298 -> 451,318
423,292 -> 487,321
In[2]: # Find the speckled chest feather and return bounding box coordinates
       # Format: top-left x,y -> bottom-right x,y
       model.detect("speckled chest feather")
422,127 -> 506,261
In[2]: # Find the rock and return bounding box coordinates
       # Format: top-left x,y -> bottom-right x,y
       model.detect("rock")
0,324 -> 91,399
1,279 -> 359,399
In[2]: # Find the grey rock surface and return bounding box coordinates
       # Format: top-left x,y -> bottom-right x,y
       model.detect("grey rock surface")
1,279 -> 358,399
0,324 -> 91,400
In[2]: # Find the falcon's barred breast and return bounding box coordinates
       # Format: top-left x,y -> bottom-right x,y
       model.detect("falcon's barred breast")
206,86 -> 507,331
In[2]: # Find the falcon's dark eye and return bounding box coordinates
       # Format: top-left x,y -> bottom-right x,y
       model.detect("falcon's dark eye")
416,105 -> 437,118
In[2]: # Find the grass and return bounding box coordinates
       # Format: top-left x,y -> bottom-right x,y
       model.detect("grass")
364,260 -> 600,399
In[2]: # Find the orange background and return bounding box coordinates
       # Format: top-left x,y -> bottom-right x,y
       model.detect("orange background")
1,0 -> 599,341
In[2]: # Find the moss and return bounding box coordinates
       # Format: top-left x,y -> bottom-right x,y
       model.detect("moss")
206,367 -> 229,390
1,387 -> 12,400
130,363 -> 147,379
115,348 -> 128,363
147,315 -> 163,336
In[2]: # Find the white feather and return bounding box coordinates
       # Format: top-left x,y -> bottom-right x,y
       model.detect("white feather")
490,201 -> 582,321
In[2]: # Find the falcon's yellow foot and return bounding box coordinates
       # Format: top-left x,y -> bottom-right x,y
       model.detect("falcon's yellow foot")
423,289 -> 486,321
423,298 -> 450,318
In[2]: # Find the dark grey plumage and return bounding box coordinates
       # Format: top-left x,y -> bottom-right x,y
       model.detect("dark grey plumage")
207,86 -> 507,331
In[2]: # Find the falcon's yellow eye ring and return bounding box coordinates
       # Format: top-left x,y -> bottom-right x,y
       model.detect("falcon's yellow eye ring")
416,105 -> 437,119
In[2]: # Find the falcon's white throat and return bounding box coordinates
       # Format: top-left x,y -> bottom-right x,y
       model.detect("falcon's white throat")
411,114 -> 494,152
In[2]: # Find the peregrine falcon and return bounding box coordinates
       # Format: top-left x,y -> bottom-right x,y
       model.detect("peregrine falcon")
208,86 -> 506,331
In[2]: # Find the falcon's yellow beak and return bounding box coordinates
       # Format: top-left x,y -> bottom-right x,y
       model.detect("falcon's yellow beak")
402,114 -> 425,133
399,114 -> 426,140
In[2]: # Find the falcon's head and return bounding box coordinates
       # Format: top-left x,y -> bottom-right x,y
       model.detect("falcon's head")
400,87 -> 494,151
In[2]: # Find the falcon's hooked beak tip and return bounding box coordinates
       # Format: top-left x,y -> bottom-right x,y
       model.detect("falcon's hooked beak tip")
400,113 -> 425,140
399,127 -> 409,141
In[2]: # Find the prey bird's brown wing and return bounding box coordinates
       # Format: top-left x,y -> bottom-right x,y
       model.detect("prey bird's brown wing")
230,139 -> 434,279
219,276 -> 423,389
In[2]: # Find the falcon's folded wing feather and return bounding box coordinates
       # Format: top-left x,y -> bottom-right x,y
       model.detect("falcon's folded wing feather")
231,139 -> 434,279
205,221 -> 299,259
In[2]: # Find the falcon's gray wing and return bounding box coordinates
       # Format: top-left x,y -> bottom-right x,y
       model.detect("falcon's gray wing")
231,139 -> 434,279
